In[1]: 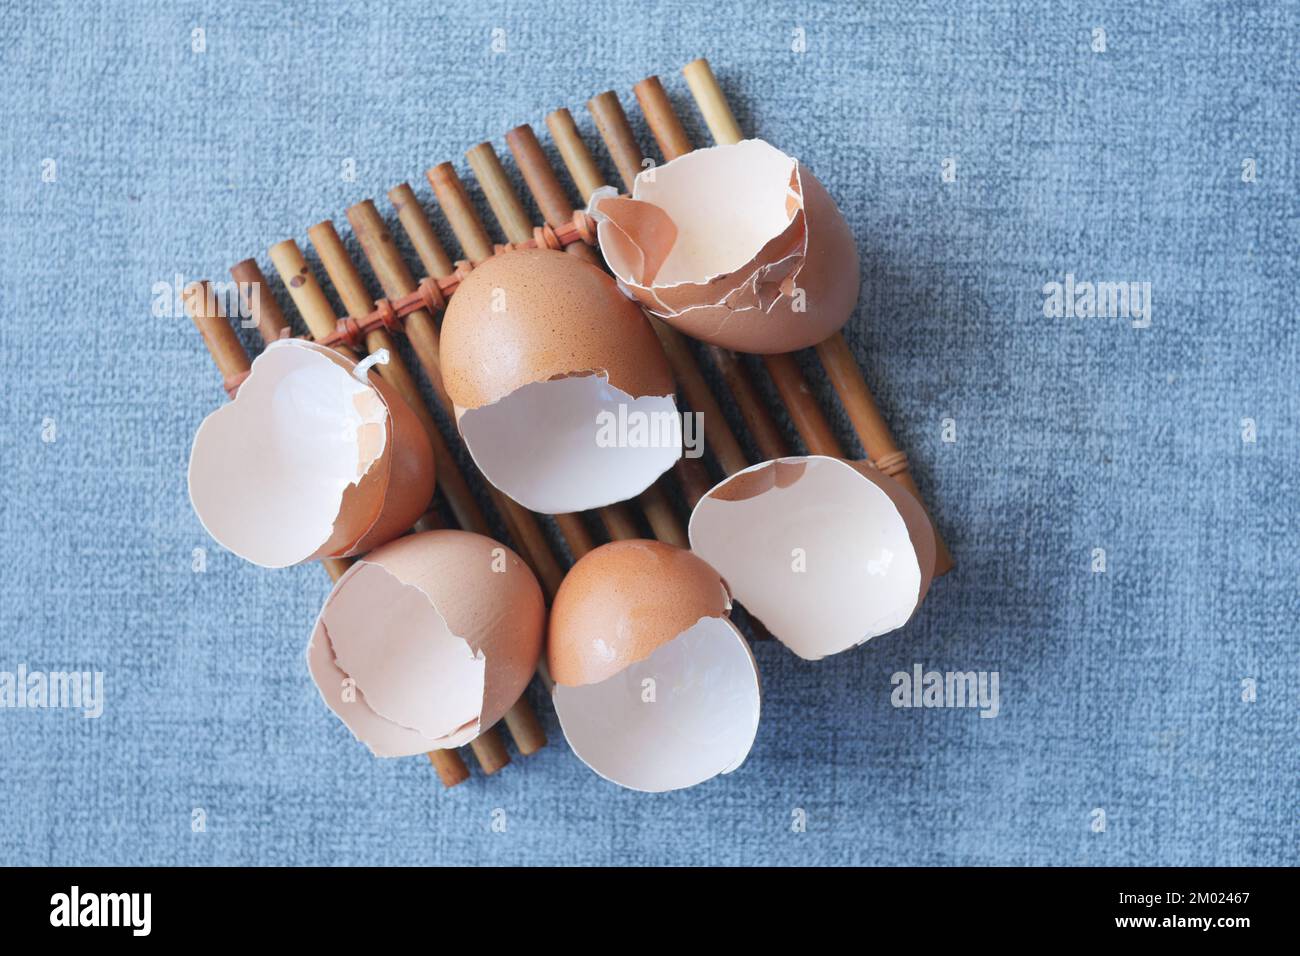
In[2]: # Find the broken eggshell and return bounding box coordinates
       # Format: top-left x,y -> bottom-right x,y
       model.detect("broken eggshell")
548,539 -> 761,793
307,529 -> 545,757
592,139 -> 860,355
688,456 -> 936,661
440,248 -> 681,514
188,338 -> 434,569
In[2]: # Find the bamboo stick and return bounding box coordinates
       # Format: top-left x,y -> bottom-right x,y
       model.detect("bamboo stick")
344,200 -> 568,591
542,101 -> 776,648
588,92 -> 645,189
633,77 -> 693,160
266,243 -> 343,345
230,259 -> 289,344
815,333 -> 952,571
187,281 -> 252,382
504,124 -> 601,266
636,72 -> 835,458
504,124 -> 707,531
379,186 -> 558,753
763,352 -> 843,457
465,143 -> 533,243
389,182 -> 456,278
681,58 -> 954,574
545,108 -> 605,202
184,280 -> 472,787
558,94 -> 803,646
312,217 -> 530,554
710,347 -> 789,461
426,164 -> 494,263
384,175 -> 590,564
681,58 -> 745,145
504,125 -> 575,228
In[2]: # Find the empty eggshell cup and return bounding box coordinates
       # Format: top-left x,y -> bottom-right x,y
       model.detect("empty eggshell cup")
308,530 -> 546,757
440,248 -> 681,514
548,539 -> 761,793
591,138 -> 861,354
188,338 -> 434,569
688,456 -> 937,661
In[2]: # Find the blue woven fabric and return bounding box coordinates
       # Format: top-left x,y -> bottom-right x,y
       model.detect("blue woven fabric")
1,0 -> 1295,866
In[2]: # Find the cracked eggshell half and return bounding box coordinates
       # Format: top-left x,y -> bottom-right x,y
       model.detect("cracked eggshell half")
307,529 -> 545,757
440,248 -> 679,514
548,539 -> 761,792
593,139 -> 860,354
188,338 -> 434,569
688,456 -> 936,661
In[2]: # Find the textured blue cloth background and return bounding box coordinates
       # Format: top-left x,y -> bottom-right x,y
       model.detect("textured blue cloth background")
1,0 -> 1295,866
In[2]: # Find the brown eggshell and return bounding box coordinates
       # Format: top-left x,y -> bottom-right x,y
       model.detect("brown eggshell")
187,338 -> 435,569
309,347 -> 390,555
307,613 -> 438,757
594,140 -> 861,354
639,162 -> 806,317
687,455 -> 936,660
845,459 -> 937,607
367,530 -> 545,732
547,539 -> 731,686
594,195 -> 678,294
706,457 -> 808,501
661,169 -> 860,353
596,181 -> 803,319
342,362 -> 436,556
307,529 -> 546,757
440,248 -> 673,409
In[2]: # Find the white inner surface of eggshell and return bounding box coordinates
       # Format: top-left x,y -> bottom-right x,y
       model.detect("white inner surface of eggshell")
552,616 -> 761,793
456,372 -> 681,514
307,620 -> 444,758
321,562 -> 485,749
635,140 -> 798,286
688,456 -> 923,661
188,342 -> 387,568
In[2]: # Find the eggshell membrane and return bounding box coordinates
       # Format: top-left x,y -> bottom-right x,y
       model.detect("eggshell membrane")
188,339 -> 434,568
440,248 -> 672,409
547,539 -> 731,686
307,530 -> 546,757
688,455 -> 936,660
552,616 -> 761,792
439,248 -> 680,513
594,139 -> 861,354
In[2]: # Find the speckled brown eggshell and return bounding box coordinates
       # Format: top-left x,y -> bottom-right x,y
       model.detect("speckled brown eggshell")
547,539 -> 732,687
439,248 -> 673,410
